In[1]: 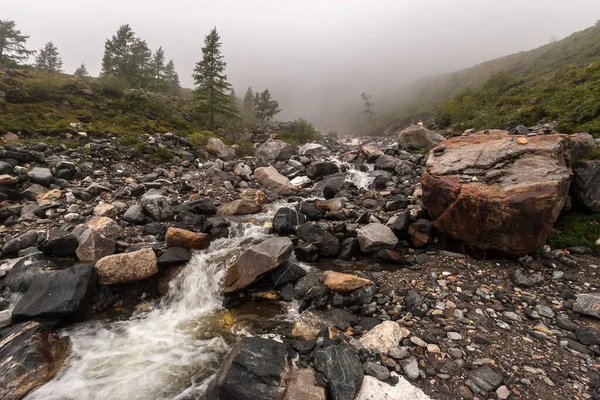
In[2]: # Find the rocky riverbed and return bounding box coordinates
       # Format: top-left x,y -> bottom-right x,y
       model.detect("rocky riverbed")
0,125 -> 599,400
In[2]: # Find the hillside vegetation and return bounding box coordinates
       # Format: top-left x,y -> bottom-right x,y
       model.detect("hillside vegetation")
382,22 -> 600,136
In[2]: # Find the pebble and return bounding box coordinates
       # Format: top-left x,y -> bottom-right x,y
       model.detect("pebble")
410,336 -> 427,347
447,332 -> 462,341
496,385 -> 510,399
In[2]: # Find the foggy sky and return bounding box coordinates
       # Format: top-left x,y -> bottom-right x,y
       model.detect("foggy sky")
4,0 -> 600,131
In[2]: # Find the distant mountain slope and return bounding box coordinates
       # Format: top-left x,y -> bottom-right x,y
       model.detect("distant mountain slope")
382,22 -> 600,136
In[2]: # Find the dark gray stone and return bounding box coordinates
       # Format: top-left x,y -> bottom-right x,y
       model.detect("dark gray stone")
296,223 -> 339,257
572,160 -> 600,212
273,207 -> 306,235
510,269 -> 545,287
363,361 -> 390,381
41,230 -> 79,257
313,345 -> 363,400
2,231 -> 39,254
27,167 -> 54,187
270,261 -> 306,288
306,161 -> 340,180
466,366 -> 503,393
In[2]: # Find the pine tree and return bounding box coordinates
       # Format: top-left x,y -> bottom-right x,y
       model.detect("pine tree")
164,60 -> 180,95
35,41 -> 63,72
193,27 -> 236,130
253,89 -> 281,124
361,92 -> 375,121
130,38 -> 151,89
243,86 -> 254,113
101,24 -> 136,79
0,20 -> 35,66
74,62 -> 89,78
149,46 -> 167,92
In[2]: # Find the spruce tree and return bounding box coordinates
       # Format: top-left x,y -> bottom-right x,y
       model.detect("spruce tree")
243,87 -> 254,113
193,27 -> 236,130
101,24 -> 136,79
164,60 -> 180,95
74,62 -> 89,78
35,41 -> 63,72
149,46 -> 167,92
130,38 -> 151,89
253,89 -> 281,124
0,20 -> 35,66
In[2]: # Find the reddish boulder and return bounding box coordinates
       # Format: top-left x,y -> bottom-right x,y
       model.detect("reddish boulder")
422,132 -> 571,257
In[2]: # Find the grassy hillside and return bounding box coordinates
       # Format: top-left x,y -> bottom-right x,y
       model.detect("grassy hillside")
381,22 -> 600,135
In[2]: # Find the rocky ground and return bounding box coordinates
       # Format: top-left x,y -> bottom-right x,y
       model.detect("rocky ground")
0,124 -> 599,400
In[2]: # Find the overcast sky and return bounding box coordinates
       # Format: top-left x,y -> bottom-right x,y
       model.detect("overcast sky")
4,0 -> 600,130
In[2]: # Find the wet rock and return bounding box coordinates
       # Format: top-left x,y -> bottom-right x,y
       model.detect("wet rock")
270,261 -> 306,288
75,228 -> 116,262
12,264 -> 97,321
240,188 -> 268,204
573,293 -> 600,319
84,217 -> 123,238
273,207 -> 306,234
222,237 -> 293,294
41,230 -> 78,257
27,167 -> 54,187
217,199 -> 262,216
2,231 -> 39,254
322,173 -> 346,199
165,227 -> 210,250
296,223 -> 339,257
324,271 -> 372,293
422,132 -> 571,256
207,337 -> 290,400
397,124 -> 445,151
157,247 -> 191,265
207,137 -> 235,161
95,247 -> 158,285
466,366 -> 503,394
360,320 -> 404,353
356,375 -> 431,400
313,345 -> 363,400
0,322 -> 67,400
571,160 -> 600,212
254,166 -> 297,195
282,365 -> 326,400
299,202 -> 323,221
306,161 -> 340,180
357,223 -> 398,253
256,139 -> 295,164
141,191 -> 174,221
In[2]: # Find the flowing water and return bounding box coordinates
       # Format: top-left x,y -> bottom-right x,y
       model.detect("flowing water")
26,215 -> 280,400
346,163 -> 375,190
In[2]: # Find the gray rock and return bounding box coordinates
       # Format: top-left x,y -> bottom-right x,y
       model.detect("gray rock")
363,361 -> 390,381
399,356 -> 420,380
75,228 -> 116,262
256,139 -> 295,164
306,161 -> 340,180
510,269 -> 545,287
466,366 -> 503,393
533,304 -> 555,319
27,167 -> 54,187
2,231 -> 39,254
357,223 -> 399,253
572,160 -> 600,212
122,204 -> 146,224
573,293 -> 600,319
313,345 -> 363,400
296,223 -> 339,257
273,207 -> 306,234
141,191 -> 174,221
577,325 -> 600,345
206,137 -> 235,161
298,143 -> 330,158
396,125 -> 445,151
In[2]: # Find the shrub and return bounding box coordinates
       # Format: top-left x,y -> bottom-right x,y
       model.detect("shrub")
96,76 -> 129,97
188,130 -> 215,149
278,119 -> 320,146
548,213 -> 600,250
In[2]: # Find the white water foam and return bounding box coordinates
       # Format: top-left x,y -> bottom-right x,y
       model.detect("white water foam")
26,221 -> 272,400
346,163 -> 375,190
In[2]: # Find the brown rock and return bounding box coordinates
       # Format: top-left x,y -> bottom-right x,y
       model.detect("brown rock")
0,174 -> 17,186
422,132 -> 571,256
314,198 -> 343,213
95,248 -> 158,285
84,217 -> 123,238
240,188 -> 268,204
165,227 -> 210,250
217,199 -> 262,216
35,189 -> 62,203
324,271 -> 372,293
283,366 -> 326,400
254,166 -> 297,195
75,228 -> 116,262
93,203 -> 118,217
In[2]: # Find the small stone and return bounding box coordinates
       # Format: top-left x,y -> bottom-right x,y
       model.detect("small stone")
447,332 -> 462,341
496,385 -> 510,399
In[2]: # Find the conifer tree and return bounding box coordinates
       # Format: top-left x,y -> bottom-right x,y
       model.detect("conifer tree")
253,89 -> 281,124
193,27 -> 236,130
35,41 -> 63,72
149,46 -> 167,92
0,20 -> 35,66
164,60 -> 180,95
243,86 -> 254,113
74,62 -> 89,78
101,24 -> 136,79
361,92 -> 375,121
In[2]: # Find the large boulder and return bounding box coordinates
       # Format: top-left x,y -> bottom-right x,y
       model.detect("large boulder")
571,160 -> 600,212
95,247 -> 158,285
298,143 -> 330,158
222,237 -> 293,293
254,166 -> 297,195
422,132 -> 572,256
207,337 -> 290,400
272,207 -> 306,234
165,227 -> 210,250
357,223 -> 399,253
84,217 -> 122,238
306,161 -> 340,180
217,199 -> 262,216
0,322 -> 68,400
313,345 -> 363,400
12,264 -> 97,321
141,190 -> 174,221
207,137 -> 236,161
256,139 -> 295,164
296,223 -> 339,257
397,125 -> 445,151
